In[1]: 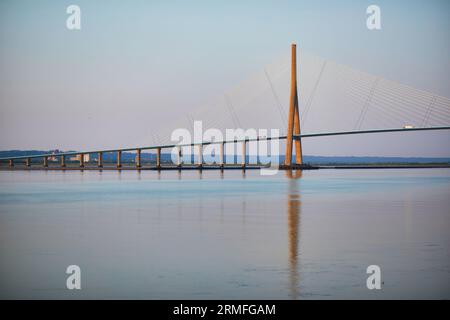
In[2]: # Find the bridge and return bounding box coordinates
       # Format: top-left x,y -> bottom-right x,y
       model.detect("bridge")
1,44 -> 449,170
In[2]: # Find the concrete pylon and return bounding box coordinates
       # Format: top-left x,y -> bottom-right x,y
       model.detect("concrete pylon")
79,154 -> 84,168
98,152 -> 103,168
156,148 -> 161,169
136,149 -> 142,168
285,43 -> 303,167
116,151 -> 122,168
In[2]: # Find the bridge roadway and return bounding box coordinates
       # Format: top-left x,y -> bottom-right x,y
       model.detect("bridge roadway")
1,126 -> 449,170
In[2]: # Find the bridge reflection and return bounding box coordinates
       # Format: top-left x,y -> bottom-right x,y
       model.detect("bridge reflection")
286,170 -> 302,299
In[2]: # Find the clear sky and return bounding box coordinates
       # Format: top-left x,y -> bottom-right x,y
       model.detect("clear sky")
0,0 -> 449,156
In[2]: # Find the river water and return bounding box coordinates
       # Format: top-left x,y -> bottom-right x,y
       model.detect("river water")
0,169 -> 449,299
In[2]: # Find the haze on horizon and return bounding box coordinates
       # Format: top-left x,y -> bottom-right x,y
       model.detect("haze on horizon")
0,0 -> 449,157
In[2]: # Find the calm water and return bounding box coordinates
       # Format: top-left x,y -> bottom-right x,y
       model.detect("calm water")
0,169 -> 449,299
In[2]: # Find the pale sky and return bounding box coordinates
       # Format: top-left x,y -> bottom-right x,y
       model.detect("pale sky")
0,0 -> 449,156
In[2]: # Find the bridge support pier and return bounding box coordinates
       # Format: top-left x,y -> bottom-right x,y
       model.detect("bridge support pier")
98,152 -> 103,168
136,149 -> 141,168
117,151 -> 122,168
177,146 -> 182,168
26,158 -> 31,167
43,156 -> 48,168
220,142 -> 225,168
60,155 -> 66,168
79,154 -> 84,168
242,140 -> 246,168
9,159 -> 14,167
156,148 -> 161,169
198,145 -> 203,168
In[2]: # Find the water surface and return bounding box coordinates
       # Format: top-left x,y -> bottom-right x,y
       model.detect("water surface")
0,169 -> 449,299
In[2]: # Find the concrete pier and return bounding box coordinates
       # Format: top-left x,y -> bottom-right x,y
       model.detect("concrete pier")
25,158 -> 30,167
9,159 -> 13,167
98,152 -> 103,168
242,140 -> 246,168
79,154 -> 84,168
117,151 -> 122,168
136,149 -> 141,168
177,146 -> 182,168
156,148 -> 161,169
60,155 -> 66,168
220,142 -> 225,168
198,145 -> 203,167
43,156 -> 48,168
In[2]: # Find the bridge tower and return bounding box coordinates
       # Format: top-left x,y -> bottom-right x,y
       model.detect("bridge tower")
285,43 -> 303,167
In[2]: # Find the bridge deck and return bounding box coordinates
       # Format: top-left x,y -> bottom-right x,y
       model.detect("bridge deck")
0,126 -> 449,170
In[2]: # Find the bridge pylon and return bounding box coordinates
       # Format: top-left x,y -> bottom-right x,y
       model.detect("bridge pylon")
284,43 -> 303,168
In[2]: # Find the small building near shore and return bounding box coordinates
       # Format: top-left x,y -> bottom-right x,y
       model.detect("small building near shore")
70,154 -> 90,162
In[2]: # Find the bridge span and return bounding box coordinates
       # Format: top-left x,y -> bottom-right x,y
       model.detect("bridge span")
1,44 -> 449,171
1,126 -> 449,171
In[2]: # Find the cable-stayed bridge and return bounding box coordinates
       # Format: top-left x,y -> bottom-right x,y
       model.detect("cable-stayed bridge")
1,44 -> 450,170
